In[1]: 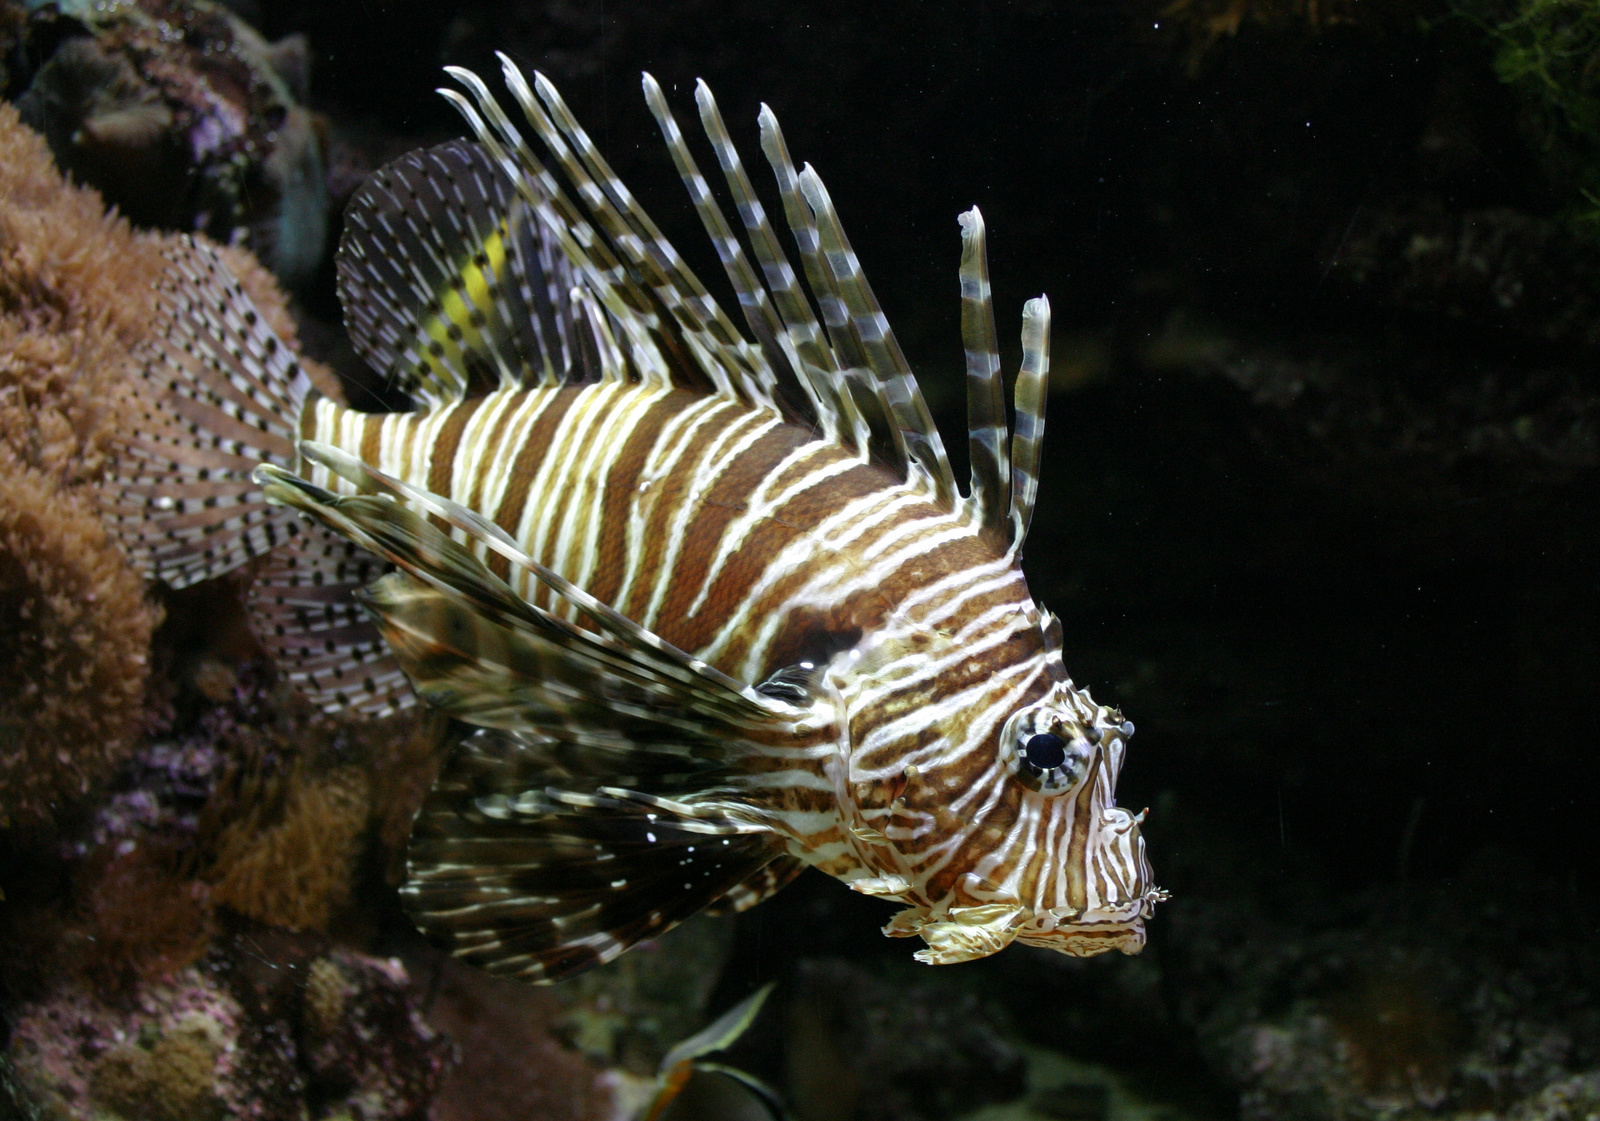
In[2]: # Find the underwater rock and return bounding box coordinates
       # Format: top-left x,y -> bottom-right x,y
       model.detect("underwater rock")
1143,310 -> 1600,493
8,962 -> 250,1121
415,949 -> 624,1121
297,948 -> 453,1119
1329,198 -> 1600,350
785,958 -> 1025,1121
7,938 -> 449,1121
1162,854 -> 1600,1120
5,0 -> 329,287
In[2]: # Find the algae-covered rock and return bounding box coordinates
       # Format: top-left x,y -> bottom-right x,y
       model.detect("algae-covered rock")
3,934 -> 452,1121
5,0 -> 329,287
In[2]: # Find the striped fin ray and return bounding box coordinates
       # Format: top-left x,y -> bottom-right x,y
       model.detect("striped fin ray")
1008,297 -> 1052,552
796,166 -> 958,505
437,59 -> 980,506
108,237 -> 311,587
757,108 -> 884,459
521,66 -> 774,406
693,85 -> 864,446
642,74 -> 825,431
958,208 -> 1009,540
406,727 -> 786,983
337,139 -> 596,407
444,58 -> 756,402
436,67 -> 683,391
246,522 -> 416,716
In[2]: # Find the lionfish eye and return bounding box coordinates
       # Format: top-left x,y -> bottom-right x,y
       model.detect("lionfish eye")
1023,732 -> 1066,770
1000,705 -> 1096,797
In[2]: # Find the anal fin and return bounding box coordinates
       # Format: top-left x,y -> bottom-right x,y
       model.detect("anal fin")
247,521 -> 416,717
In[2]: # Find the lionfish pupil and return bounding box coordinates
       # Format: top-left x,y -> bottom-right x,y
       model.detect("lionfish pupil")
1023,732 -> 1067,770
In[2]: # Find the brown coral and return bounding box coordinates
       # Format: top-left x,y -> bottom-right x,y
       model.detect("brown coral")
205,761 -> 372,933
0,101 -> 164,829
0,100 -> 339,831
73,844 -> 214,993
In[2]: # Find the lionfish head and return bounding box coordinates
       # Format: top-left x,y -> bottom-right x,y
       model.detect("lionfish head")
848,660 -> 1166,966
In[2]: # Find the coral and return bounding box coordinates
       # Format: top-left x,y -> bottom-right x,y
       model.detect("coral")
0,98 -> 330,831
187,662 -> 443,935
1511,1072 -> 1600,1120
71,845 -> 213,993
0,101 -> 164,829
6,938 -> 451,1121
91,1012 -> 228,1121
1457,0 -> 1600,236
204,762 -> 371,933
298,949 -> 454,1120
8,0 -> 330,287
0,463 -> 158,829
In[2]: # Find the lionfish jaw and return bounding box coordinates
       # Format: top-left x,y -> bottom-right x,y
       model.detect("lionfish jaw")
1009,891 -> 1169,958
880,903 -> 1029,965
906,904 -> 1029,966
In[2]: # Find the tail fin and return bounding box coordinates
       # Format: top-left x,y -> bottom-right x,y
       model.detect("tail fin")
107,237 -> 314,588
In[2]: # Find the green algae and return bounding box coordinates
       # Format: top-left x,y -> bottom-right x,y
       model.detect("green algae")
1460,0 -> 1600,237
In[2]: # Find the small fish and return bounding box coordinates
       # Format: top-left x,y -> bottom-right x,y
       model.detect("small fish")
109,55 -> 1164,982
640,982 -> 788,1121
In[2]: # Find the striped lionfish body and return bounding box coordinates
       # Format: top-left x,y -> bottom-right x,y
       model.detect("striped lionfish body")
110,55 -> 1164,981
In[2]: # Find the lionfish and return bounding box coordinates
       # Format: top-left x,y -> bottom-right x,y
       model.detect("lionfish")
110,55 -> 1164,981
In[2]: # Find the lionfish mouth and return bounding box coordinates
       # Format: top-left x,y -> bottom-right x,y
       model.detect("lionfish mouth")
883,890 -> 1167,965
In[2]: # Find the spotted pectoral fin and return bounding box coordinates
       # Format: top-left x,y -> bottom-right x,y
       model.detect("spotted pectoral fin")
246,520 -> 415,717
403,728 -> 786,983
252,455 -> 828,977
108,237 -> 313,588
